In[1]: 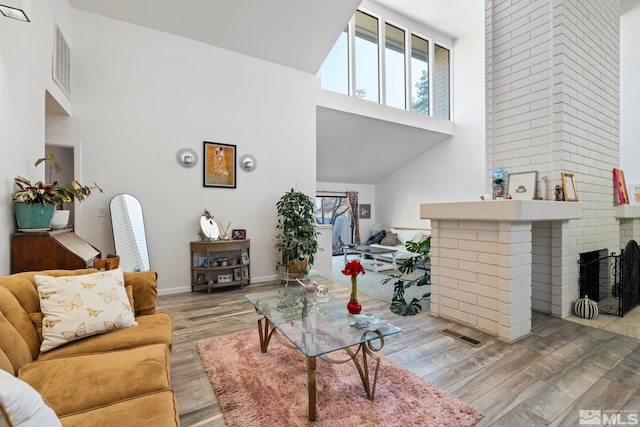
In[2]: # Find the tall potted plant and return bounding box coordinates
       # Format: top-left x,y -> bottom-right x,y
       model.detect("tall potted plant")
13,153 -> 102,230
274,188 -> 318,280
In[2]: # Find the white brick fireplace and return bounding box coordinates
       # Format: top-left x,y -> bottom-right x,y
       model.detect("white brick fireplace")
420,201 -> 581,342
418,0 -> 640,342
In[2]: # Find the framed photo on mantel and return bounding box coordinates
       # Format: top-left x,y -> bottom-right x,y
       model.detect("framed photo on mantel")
507,171 -> 537,200
561,172 -> 579,202
613,168 -> 630,205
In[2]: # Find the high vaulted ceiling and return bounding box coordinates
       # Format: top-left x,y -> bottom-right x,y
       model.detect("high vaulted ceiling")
69,0 -> 361,74
69,1 -> 485,184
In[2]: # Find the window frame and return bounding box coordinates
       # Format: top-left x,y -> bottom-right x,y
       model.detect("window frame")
320,7 -> 453,121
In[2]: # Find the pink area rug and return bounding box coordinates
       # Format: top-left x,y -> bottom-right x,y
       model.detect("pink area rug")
197,330 -> 482,426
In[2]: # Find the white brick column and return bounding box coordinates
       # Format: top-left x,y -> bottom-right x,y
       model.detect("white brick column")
498,222 -> 532,342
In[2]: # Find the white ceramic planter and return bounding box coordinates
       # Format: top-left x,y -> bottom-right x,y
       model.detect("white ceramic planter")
50,210 -> 70,229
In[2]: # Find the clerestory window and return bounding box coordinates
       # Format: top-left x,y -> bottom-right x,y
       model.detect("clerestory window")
321,9 -> 452,121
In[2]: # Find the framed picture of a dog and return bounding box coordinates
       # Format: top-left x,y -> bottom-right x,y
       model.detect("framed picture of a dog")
203,141 -> 236,188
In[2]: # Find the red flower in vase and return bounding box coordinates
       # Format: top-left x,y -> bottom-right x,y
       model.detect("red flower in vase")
341,260 -> 365,277
342,260 -> 365,314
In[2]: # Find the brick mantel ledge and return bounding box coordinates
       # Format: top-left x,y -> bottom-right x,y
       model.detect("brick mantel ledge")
616,205 -> 640,219
420,200 -> 582,222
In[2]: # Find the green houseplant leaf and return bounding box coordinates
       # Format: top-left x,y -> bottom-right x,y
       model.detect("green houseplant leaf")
274,189 -> 319,275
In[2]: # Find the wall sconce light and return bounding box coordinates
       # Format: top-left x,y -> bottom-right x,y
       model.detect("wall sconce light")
176,148 -> 198,168
239,154 -> 257,172
0,1 -> 30,22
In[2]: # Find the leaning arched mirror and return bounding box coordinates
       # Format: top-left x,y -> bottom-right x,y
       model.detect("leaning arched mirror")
109,194 -> 151,272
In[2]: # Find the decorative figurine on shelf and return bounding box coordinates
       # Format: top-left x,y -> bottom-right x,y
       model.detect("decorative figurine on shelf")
554,185 -> 564,201
492,168 -> 508,200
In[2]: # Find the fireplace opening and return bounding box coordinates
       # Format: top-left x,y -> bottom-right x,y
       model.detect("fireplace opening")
578,241 -> 640,317
578,249 -> 609,302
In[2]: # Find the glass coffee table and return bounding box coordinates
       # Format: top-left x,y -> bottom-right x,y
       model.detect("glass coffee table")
245,287 -> 401,421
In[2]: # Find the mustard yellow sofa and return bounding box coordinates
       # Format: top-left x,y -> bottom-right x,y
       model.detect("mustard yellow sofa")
0,269 -> 179,426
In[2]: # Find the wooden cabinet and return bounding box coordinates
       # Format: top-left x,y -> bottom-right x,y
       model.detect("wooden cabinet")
11,229 -> 101,274
190,239 -> 250,293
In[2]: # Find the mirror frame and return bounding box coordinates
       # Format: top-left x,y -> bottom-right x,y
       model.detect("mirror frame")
109,194 -> 151,271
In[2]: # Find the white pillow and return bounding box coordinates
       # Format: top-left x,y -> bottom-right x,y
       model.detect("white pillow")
0,369 -> 62,427
35,269 -> 137,353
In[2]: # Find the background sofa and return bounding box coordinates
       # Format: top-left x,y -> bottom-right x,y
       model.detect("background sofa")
369,227 -> 430,261
0,268 -> 179,426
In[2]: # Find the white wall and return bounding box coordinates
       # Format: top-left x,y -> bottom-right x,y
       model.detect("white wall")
621,4 -> 640,184
0,0 -> 71,275
66,10 -> 317,293
375,31 -> 486,229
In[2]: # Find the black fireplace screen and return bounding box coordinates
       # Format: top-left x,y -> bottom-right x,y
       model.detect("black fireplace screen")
578,240 -> 640,317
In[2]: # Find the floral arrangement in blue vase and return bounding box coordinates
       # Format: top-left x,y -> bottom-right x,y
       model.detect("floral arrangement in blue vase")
492,168 -> 508,199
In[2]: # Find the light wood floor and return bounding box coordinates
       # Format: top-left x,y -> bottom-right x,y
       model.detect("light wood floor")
158,278 -> 640,427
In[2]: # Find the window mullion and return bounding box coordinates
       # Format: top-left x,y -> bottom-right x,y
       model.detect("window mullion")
379,19 -> 385,106
348,17 -> 356,97
405,30 -> 411,112
428,39 -> 433,117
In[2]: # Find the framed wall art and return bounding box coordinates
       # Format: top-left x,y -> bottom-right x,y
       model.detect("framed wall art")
507,171 -> 538,200
359,204 -> 371,219
203,141 -> 236,188
613,168 -> 630,205
561,172 -> 579,202
231,229 -> 246,240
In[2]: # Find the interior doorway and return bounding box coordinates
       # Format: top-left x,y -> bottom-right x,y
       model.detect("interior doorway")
45,144 -> 75,229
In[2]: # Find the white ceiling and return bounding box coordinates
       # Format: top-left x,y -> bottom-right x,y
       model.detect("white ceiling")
67,0 -> 484,184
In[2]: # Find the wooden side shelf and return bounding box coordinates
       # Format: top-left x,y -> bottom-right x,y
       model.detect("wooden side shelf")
190,239 -> 250,293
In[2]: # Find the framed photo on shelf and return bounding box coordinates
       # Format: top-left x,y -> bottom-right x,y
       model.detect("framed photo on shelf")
241,267 -> 249,280
241,251 -> 250,265
196,273 -> 204,285
613,168 -> 630,205
203,141 -> 236,188
234,268 -> 242,281
217,274 -> 233,283
232,229 -> 246,240
359,204 -> 371,219
507,171 -> 538,200
561,172 -> 579,202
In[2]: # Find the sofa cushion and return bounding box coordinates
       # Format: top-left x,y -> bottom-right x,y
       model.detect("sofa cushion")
123,271 -> 158,315
18,343 -> 171,417
365,230 -> 386,245
37,312 -> 174,361
59,390 -> 179,427
0,308 -> 33,375
0,284 -> 40,361
0,368 -> 62,427
380,231 -> 399,246
35,269 -> 137,353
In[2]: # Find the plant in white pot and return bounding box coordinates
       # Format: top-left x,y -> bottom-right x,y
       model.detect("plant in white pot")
13,153 -> 102,230
274,188 -> 318,281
